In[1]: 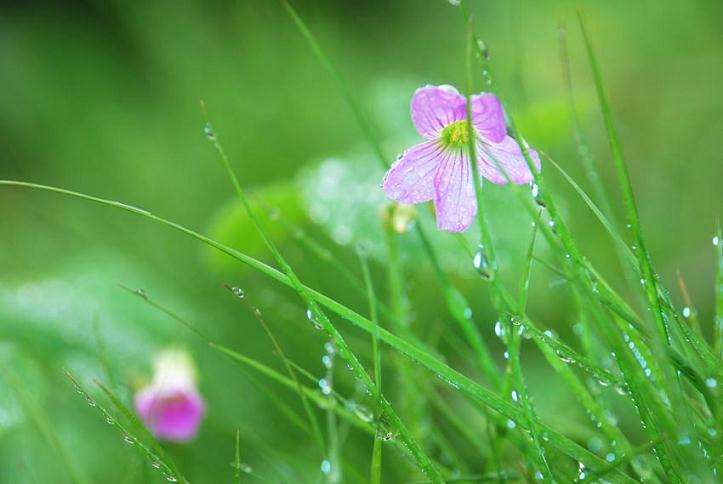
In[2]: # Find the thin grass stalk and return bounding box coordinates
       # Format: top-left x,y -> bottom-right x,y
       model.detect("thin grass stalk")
357,248 -> 383,484
223,285 -> 326,458
576,12 -> 670,346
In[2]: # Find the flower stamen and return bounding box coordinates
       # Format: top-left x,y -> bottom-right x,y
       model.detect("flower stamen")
440,120 -> 471,148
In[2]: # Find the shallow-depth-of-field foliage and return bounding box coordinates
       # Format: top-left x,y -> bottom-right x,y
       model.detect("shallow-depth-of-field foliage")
1,0 -> 721,482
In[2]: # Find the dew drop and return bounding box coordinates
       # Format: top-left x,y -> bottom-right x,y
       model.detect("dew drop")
494,321 -> 506,339
318,378 -> 332,395
511,390 -> 519,402
506,419 -> 516,429
534,470 -> 544,480
472,246 -> 492,280
682,306 -> 691,318
135,288 -> 148,299
705,377 -> 717,389
165,475 -> 178,482
606,453 -> 616,462
203,123 -> 216,140
230,286 -> 245,299
713,235 -> 720,247
321,355 -> 333,369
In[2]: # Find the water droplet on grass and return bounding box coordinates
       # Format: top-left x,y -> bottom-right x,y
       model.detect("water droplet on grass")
203,123 -> 216,140
318,378 -> 332,395
705,377 -> 717,388
230,286 -> 245,299
472,247 -> 492,280
682,306 -> 691,318
494,321 -> 506,339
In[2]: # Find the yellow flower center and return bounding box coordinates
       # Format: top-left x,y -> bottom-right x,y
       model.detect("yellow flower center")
441,120 -> 471,148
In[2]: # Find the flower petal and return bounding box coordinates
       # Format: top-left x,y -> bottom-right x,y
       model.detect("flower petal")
477,136 -> 541,185
382,140 -> 444,204
411,85 -> 467,138
433,150 -> 477,232
135,387 -> 205,442
471,93 -> 506,143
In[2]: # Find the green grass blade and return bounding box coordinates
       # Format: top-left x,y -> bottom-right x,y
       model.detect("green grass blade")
63,370 -> 186,484
357,248 -> 383,484
506,223 -> 555,481
279,0 -> 387,169
0,180 -> 636,480
577,12 -> 670,346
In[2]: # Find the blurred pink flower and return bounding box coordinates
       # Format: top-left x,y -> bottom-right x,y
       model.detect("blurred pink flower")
134,349 -> 205,442
382,85 -> 540,232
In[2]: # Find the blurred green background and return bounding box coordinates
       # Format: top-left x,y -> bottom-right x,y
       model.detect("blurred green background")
1,0 -> 721,482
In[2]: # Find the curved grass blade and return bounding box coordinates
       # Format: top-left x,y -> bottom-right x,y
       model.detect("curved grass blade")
507,222 -> 555,481
0,180 -> 635,480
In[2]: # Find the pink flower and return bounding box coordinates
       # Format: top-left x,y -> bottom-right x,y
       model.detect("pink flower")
134,349 -> 205,442
382,85 -> 541,232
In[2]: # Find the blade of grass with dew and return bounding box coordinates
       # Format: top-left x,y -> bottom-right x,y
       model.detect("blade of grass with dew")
462,16 -> 690,473
547,154 -> 718,373
577,12 -> 670,347
62,370 -> 186,483
223,284 -> 326,459
94,380 -> 190,482
507,222 -> 555,481
357,248 -> 382,484
201,109 -> 442,481
0,367 -> 91,484
6,181 -> 596,475
546,158 -> 718,425
0,180 -> 636,479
